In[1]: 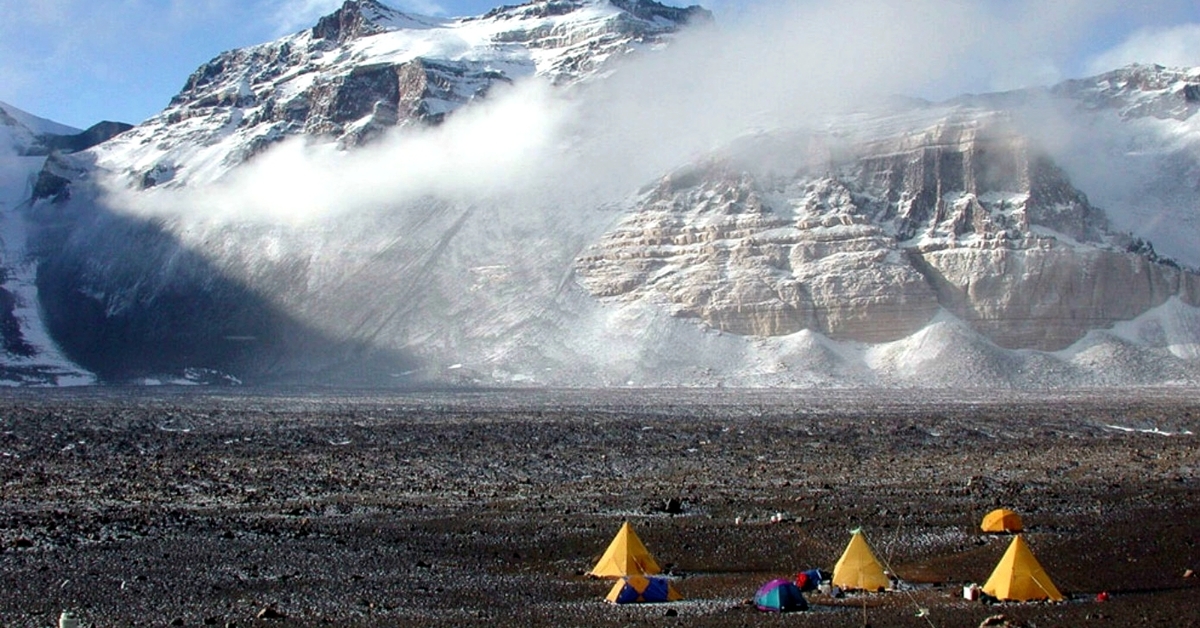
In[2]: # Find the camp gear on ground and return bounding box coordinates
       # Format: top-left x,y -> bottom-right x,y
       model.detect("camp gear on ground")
795,568 -> 824,592
982,535 -> 1064,602
605,575 -> 683,604
589,521 -> 662,577
981,508 -> 1024,533
754,578 -> 809,612
832,529 -> 890,591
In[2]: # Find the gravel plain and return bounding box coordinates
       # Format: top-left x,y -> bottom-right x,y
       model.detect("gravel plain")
0,387 -> 1198,627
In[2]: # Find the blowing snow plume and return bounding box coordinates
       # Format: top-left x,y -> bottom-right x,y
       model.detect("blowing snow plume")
105,79 -> 576,225
95,0 -> 1118,226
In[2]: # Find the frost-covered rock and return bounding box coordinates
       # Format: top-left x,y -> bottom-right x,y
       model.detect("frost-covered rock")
576,166 -> 940,341
578,110 -> 1200,351
101,0 -> 709,189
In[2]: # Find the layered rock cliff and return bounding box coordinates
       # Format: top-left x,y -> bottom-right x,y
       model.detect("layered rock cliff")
577,112 -> 1200,351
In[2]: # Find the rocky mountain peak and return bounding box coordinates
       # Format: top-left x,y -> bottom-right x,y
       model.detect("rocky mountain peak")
1,101 -> 126,157
312,0 -> 438,44
0,106 -> 19,131
609,0 -> 711,25
1052,63 -> 1200,120
480,0 -> 710,26
104,0 -> 708,190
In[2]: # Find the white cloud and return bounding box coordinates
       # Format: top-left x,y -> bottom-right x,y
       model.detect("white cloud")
107,80 -> 575,225
1086,23 -> 1200,75
270,0 -> 344,35
394,0 -> 446,16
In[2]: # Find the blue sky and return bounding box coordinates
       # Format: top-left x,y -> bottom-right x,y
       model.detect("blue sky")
2,0 -> 1200,130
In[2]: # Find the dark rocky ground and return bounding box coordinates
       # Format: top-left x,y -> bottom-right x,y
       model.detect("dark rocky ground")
0,387 -> 1197,627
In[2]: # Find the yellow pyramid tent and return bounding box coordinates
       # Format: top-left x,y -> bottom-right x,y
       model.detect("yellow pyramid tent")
589,521 -> 662,578
982,535 -> 1064,602
981,508 -> 1024,533
831,529 -> 890,591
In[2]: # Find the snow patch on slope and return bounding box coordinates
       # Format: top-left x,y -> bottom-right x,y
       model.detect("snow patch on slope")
0,101 -> 80,137
0,106 -> 95,385
1095,296 -> 1200,360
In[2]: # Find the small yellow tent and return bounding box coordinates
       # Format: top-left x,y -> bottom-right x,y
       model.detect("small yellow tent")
981,508 -> 1024,533
589,521 -> 662,578
982,535 -> 1064,602
605,575 -> 683,604
831,529 -> 890,591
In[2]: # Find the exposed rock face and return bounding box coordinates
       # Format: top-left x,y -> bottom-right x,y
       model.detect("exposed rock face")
165,34 -> 474,154
480,0 -> 710,81
0,284 -> 34,358
915,246 -> 1200,349
482,0 -> 709,26
577,168 -> 940,340
609,0 -> 709,23
1050,64 -> 1200,121
110,0 -> 707,190
31,153 -> 94,203
847,118 -> 1107,244
34,121 -> 132,155
577,113 -> 1200,350
312,0 -> 411,43
298,58 -> 505,143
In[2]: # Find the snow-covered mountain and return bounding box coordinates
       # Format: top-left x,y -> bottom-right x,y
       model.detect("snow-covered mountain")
0,102 -> 133,385
95,0 -> 710,190
12,0 -> 1200,387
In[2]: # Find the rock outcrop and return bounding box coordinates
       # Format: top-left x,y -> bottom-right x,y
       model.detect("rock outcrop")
0,102 -> 99,384
578,113 -> 1200,351
108,0 -> 708,189
577,168 -> 941,341
914,245 -> 1199,349
312,0 -> 420,43
34,121 -> 132,155
1050,63 -> 1200,121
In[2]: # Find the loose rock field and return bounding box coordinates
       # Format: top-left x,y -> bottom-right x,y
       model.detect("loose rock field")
1,388 -> 1197,626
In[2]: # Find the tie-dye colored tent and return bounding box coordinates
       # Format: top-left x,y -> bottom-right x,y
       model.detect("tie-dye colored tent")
755,578 -> 808,612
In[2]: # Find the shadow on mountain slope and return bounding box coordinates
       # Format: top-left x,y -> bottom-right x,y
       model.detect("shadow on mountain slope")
27,171 -> 418,386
